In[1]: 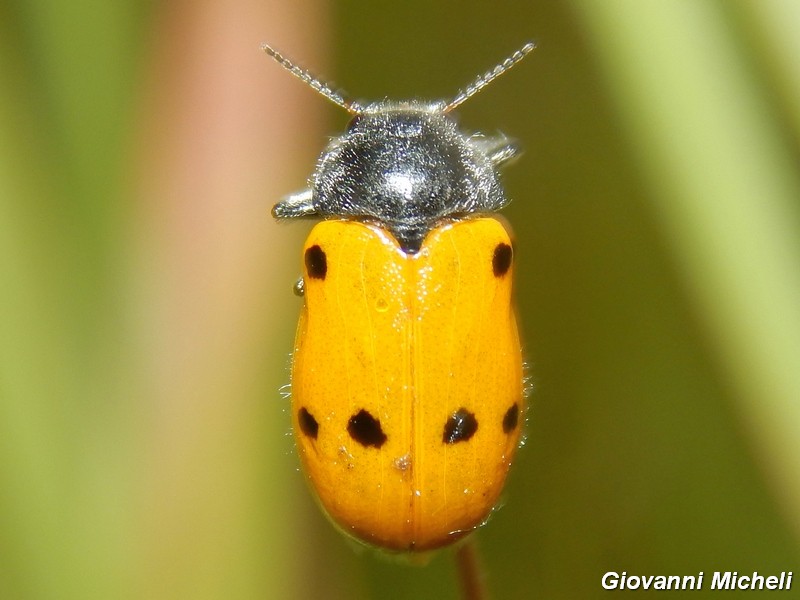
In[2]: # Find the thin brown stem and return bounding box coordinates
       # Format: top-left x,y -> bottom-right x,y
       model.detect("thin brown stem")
455,537 -> 488,600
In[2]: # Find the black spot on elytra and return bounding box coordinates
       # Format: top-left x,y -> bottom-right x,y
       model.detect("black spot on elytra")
492,243 -> 513,277
305,245 -> 327,279
443,408 -> 478,444
297,407 -> 319,439
503,403 -> 519,434
348,409 -> 387,448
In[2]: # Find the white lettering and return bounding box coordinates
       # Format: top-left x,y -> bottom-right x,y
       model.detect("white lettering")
712,572 -> 732,589
681,574 -> 701,590
602,572 -> 618,590
603,572 -> 708,590
603,570 -> 789,591
751,572 -> 765,589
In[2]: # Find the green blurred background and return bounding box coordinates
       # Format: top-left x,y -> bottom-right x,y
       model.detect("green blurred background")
1,1 -> 799,598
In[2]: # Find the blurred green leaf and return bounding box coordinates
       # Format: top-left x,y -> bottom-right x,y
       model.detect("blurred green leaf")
572,0 -> 800,539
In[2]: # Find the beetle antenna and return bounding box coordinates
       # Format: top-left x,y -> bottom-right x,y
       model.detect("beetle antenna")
445,42 -> 536,112
261,44 -> 362,114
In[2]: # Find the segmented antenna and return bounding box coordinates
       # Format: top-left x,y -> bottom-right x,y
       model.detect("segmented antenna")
445,42 -> 536,112
261,44 -> 361,113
